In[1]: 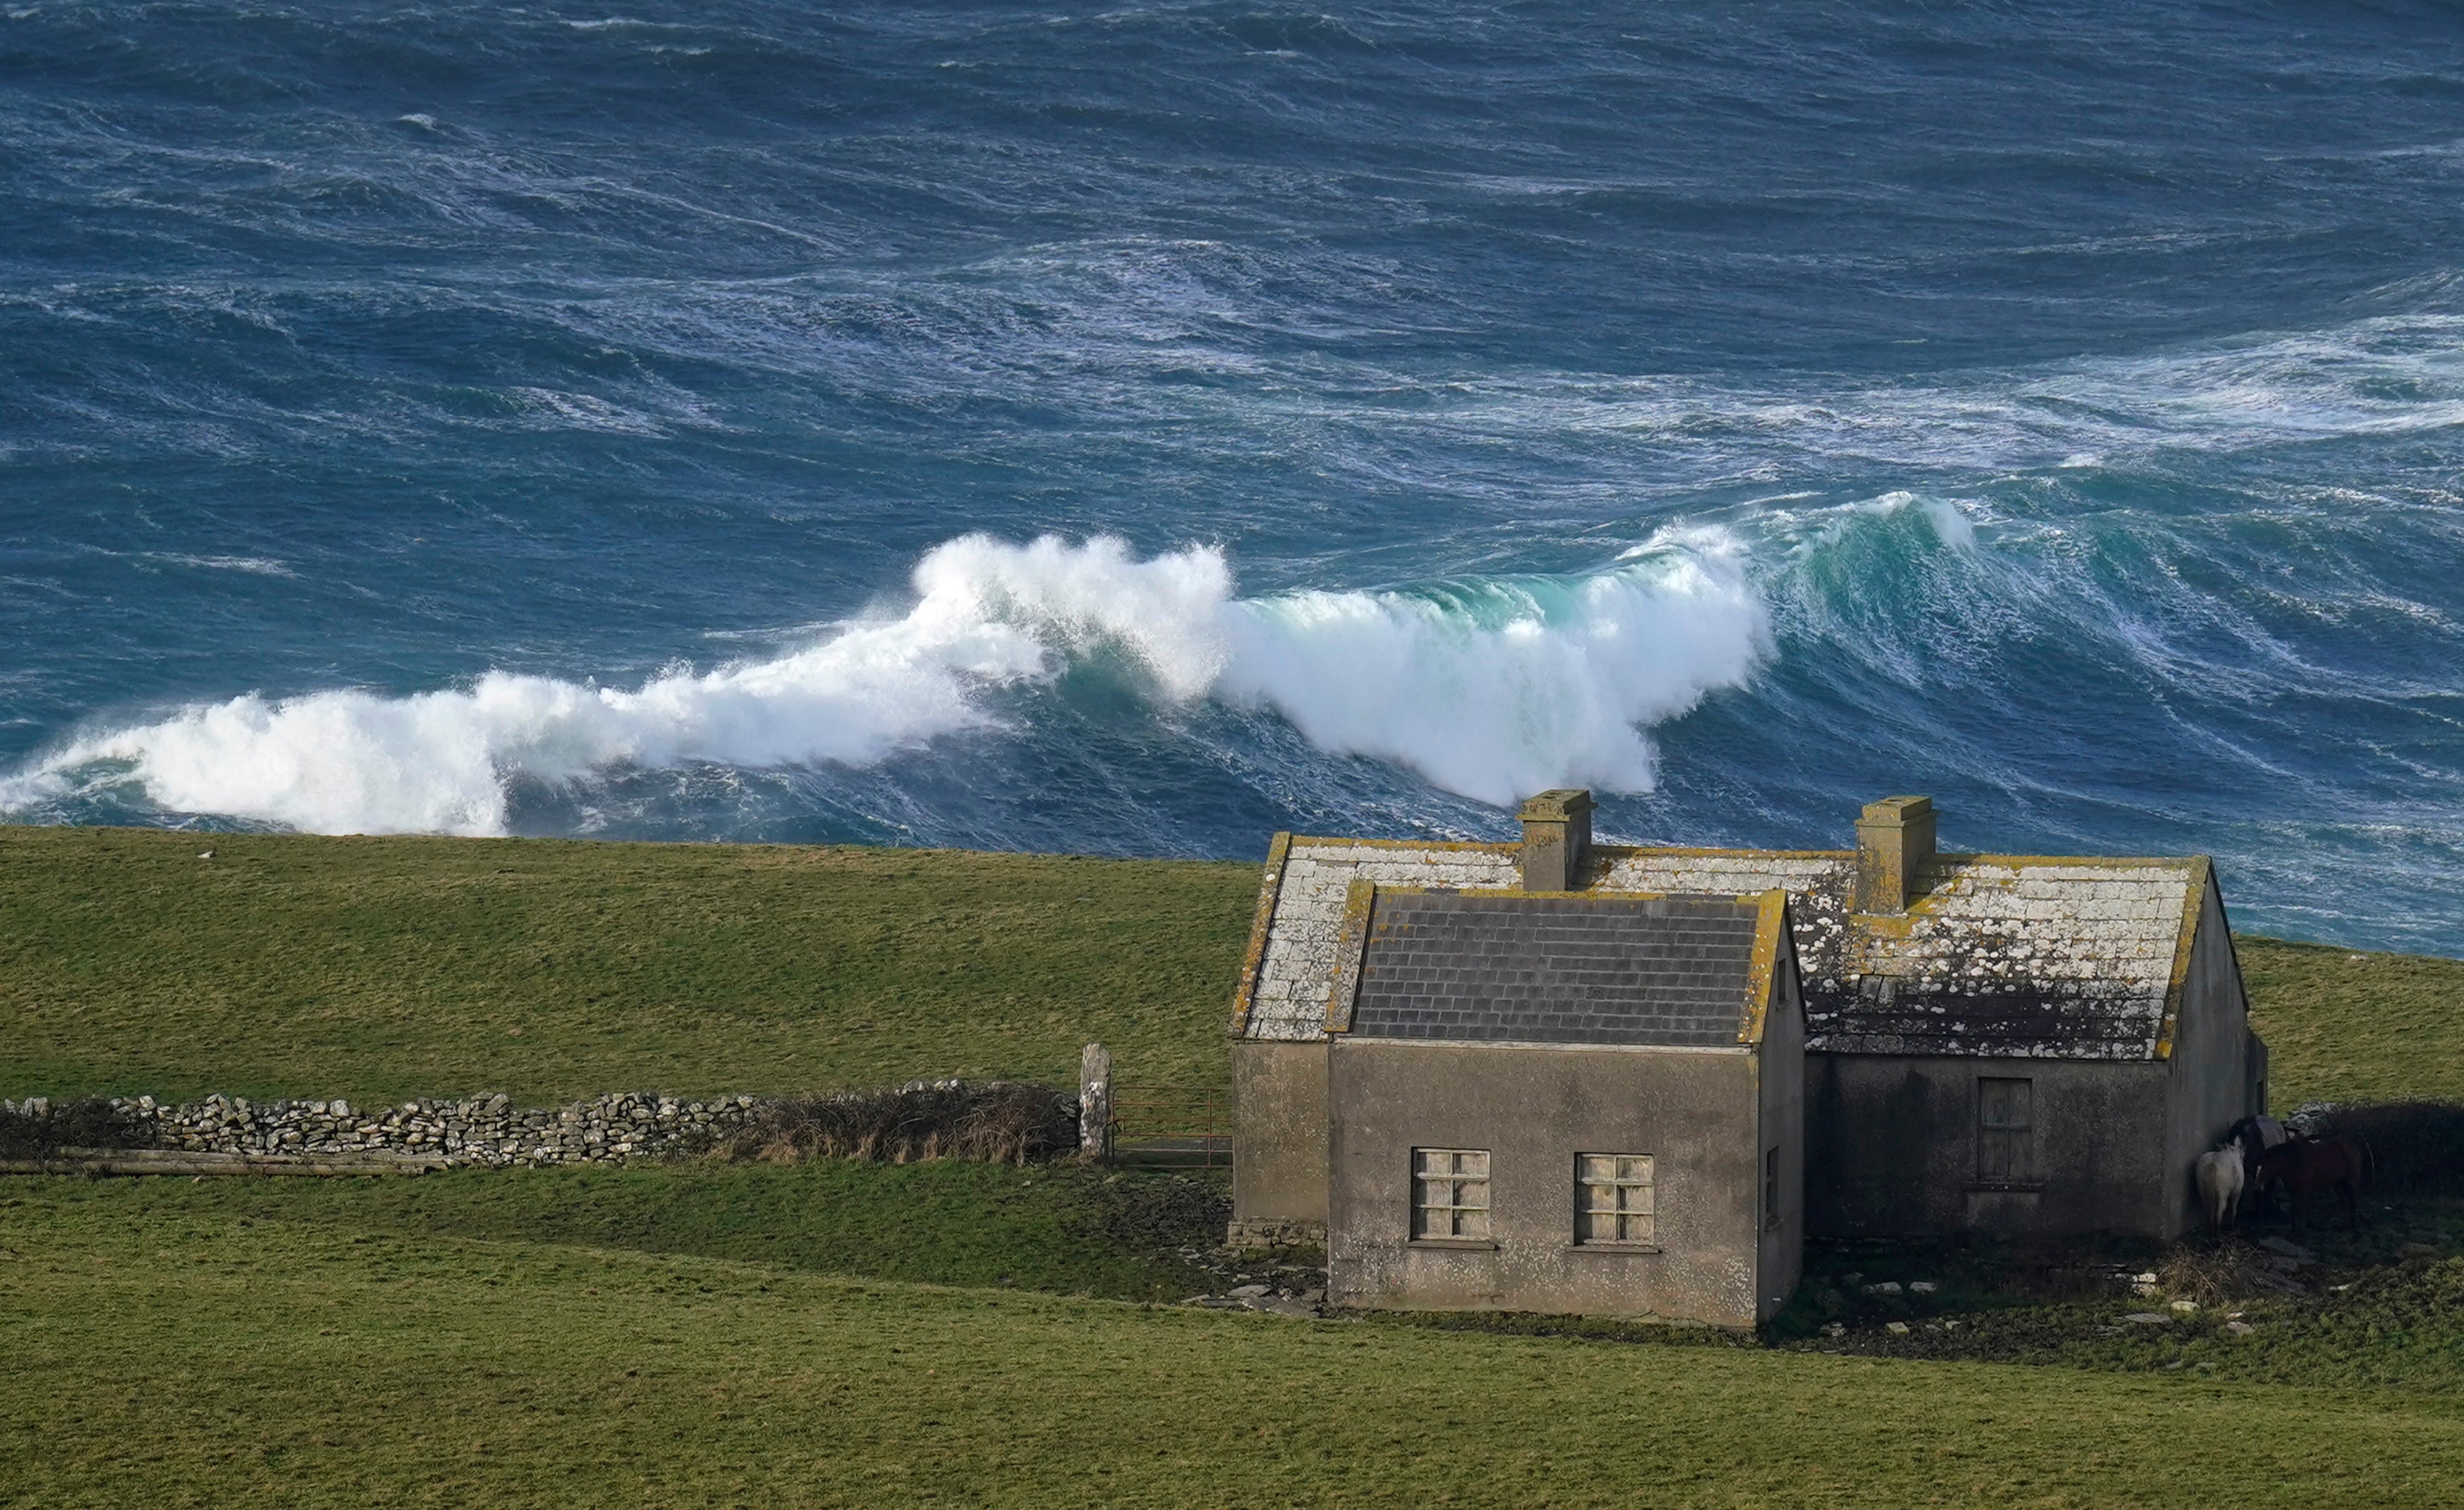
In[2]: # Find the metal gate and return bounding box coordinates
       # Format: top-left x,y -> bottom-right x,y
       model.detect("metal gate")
1105,1084 -> 1231,1167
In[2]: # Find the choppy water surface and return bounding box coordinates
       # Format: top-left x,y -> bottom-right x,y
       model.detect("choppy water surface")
7,2 -> 2464,951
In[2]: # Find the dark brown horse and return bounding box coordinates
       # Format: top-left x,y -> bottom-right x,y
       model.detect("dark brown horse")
2228,1115 -> 2291,1219
2250,1134 -> 2373,1230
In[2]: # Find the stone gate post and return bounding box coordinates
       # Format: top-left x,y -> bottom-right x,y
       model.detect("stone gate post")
1079,1041 -> 1112,1161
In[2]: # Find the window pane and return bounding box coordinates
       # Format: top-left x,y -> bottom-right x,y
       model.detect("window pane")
1412,1149 -> 1490,1239
1574,1153 -> 1655,1244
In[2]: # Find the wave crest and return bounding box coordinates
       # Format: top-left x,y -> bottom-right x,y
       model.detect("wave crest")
0,533 -> 1768,833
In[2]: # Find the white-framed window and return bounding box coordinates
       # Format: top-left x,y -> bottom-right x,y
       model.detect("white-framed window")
1575,1153 -> 1655,1245
1412,1147 -> 1491,1239
1978,1076 -> 2034,1182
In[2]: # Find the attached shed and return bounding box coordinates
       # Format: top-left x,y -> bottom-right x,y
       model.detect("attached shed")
1324,889 -> 1804,1326
1228,791 -> 2266,1254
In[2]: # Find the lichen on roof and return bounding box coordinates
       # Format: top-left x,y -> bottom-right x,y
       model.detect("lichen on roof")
1233,836 -> 2206,1062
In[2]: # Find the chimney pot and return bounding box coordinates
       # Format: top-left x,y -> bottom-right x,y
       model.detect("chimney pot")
1518,789 -> 1595,892
1854,795 -> 1937,914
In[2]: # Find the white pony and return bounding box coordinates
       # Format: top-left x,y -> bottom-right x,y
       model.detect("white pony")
2195,1142 -> 2245,1233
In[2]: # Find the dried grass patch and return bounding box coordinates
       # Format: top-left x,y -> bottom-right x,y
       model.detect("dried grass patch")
2157,1242 -> 2283,1307
715,1082 -> 1077,1166
0,1096 -> 154,1158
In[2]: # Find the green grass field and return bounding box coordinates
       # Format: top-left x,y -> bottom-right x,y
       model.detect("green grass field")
2236,935 -> 2464,1105
0,825 -> 1255,1104
9,825 -> 2461,1111
8,1177 -> 2464,1509
8,826 -> 2464,1505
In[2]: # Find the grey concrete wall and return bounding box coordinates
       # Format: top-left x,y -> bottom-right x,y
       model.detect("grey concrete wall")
1326,1040 -> 1772,1326
1756,963 -> 1805,1321
1230,1040 -> 1330,1240
2163,876 -> 2261,1234
1805,1054 -> 2172,1238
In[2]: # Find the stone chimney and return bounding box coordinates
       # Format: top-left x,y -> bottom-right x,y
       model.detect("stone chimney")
1518,789 -> 1595,893
1853,795 -> 1936,914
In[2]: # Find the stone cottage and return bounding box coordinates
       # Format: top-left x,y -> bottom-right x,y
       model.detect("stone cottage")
1319,886 -> 1805,1326
1228,791 -> 2266,1271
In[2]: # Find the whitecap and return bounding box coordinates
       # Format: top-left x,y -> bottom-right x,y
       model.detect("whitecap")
145,554 -> 296,577
0,533 -> 1770,833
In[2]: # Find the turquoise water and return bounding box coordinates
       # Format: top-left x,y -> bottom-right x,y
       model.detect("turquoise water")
6,2 -> 2464,951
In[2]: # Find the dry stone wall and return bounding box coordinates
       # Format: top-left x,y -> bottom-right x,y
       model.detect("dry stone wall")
2,1090 -> 760,1166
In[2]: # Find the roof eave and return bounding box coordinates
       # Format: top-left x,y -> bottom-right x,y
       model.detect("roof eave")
1738,889 -> 1789,1046
2152,857 -> 2212,1061
1226,832 -> 1292,1039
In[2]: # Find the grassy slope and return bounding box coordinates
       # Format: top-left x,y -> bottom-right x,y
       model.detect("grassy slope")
2236,935 -> 2464,1105
7,1182 -> 2463,1509
26,1159 -> 1239,1303
0,826 -> 1255,1104
9,833 -> 2464,1500
13,830 -> 2464,1113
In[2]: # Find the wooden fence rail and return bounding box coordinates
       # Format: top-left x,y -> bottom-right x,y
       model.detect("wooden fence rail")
1104,1085 -> 1231,1167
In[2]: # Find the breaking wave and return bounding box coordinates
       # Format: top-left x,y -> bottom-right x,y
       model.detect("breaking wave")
0,533 -> 1768,834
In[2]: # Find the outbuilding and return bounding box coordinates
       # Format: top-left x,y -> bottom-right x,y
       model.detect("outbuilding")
1228,791 -> 2266,1262
1322,887 -> 1804,1326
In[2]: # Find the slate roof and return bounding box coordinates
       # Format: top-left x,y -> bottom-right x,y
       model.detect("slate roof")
1345,892 -> 1765,1048
1231,837 -> 2212,1062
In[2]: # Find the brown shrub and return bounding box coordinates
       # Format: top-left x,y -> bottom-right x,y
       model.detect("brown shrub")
2304,1101 -> 2464,1195
0,1097 -> 154,1158
2157,1242 -> 2281,1307
715,1081 -> 1077,1166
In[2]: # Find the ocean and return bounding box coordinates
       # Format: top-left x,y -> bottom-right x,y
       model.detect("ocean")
6,1 -> 2464,953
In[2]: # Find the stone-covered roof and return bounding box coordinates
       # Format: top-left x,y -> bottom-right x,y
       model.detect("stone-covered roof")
1345,892 -> 1766,1048
1231,836 -> 2211,1062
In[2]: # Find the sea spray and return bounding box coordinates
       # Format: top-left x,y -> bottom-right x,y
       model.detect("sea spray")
1220,536 -> 1767,804
0,533 -> 1768,833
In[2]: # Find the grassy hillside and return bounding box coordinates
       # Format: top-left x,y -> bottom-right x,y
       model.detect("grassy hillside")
36,1158 -> 1238,1303
5,826 -> 2461,1113
2236,936 -> 2464,1106
0,826 -> 1256,1104
7,1179 -> 2464,1509
7,831 -> 2464,1503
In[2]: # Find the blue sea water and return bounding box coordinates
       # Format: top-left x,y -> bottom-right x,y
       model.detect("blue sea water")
7,1 -> 2464,952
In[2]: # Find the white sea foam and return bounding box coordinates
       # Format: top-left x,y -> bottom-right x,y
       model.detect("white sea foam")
1222,535 -> 1767,803
147,553 -> 296,576
0,533 -> 1768,833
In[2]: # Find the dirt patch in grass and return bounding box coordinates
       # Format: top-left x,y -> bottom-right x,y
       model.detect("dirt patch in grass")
1773,1187 -> 2464,1392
